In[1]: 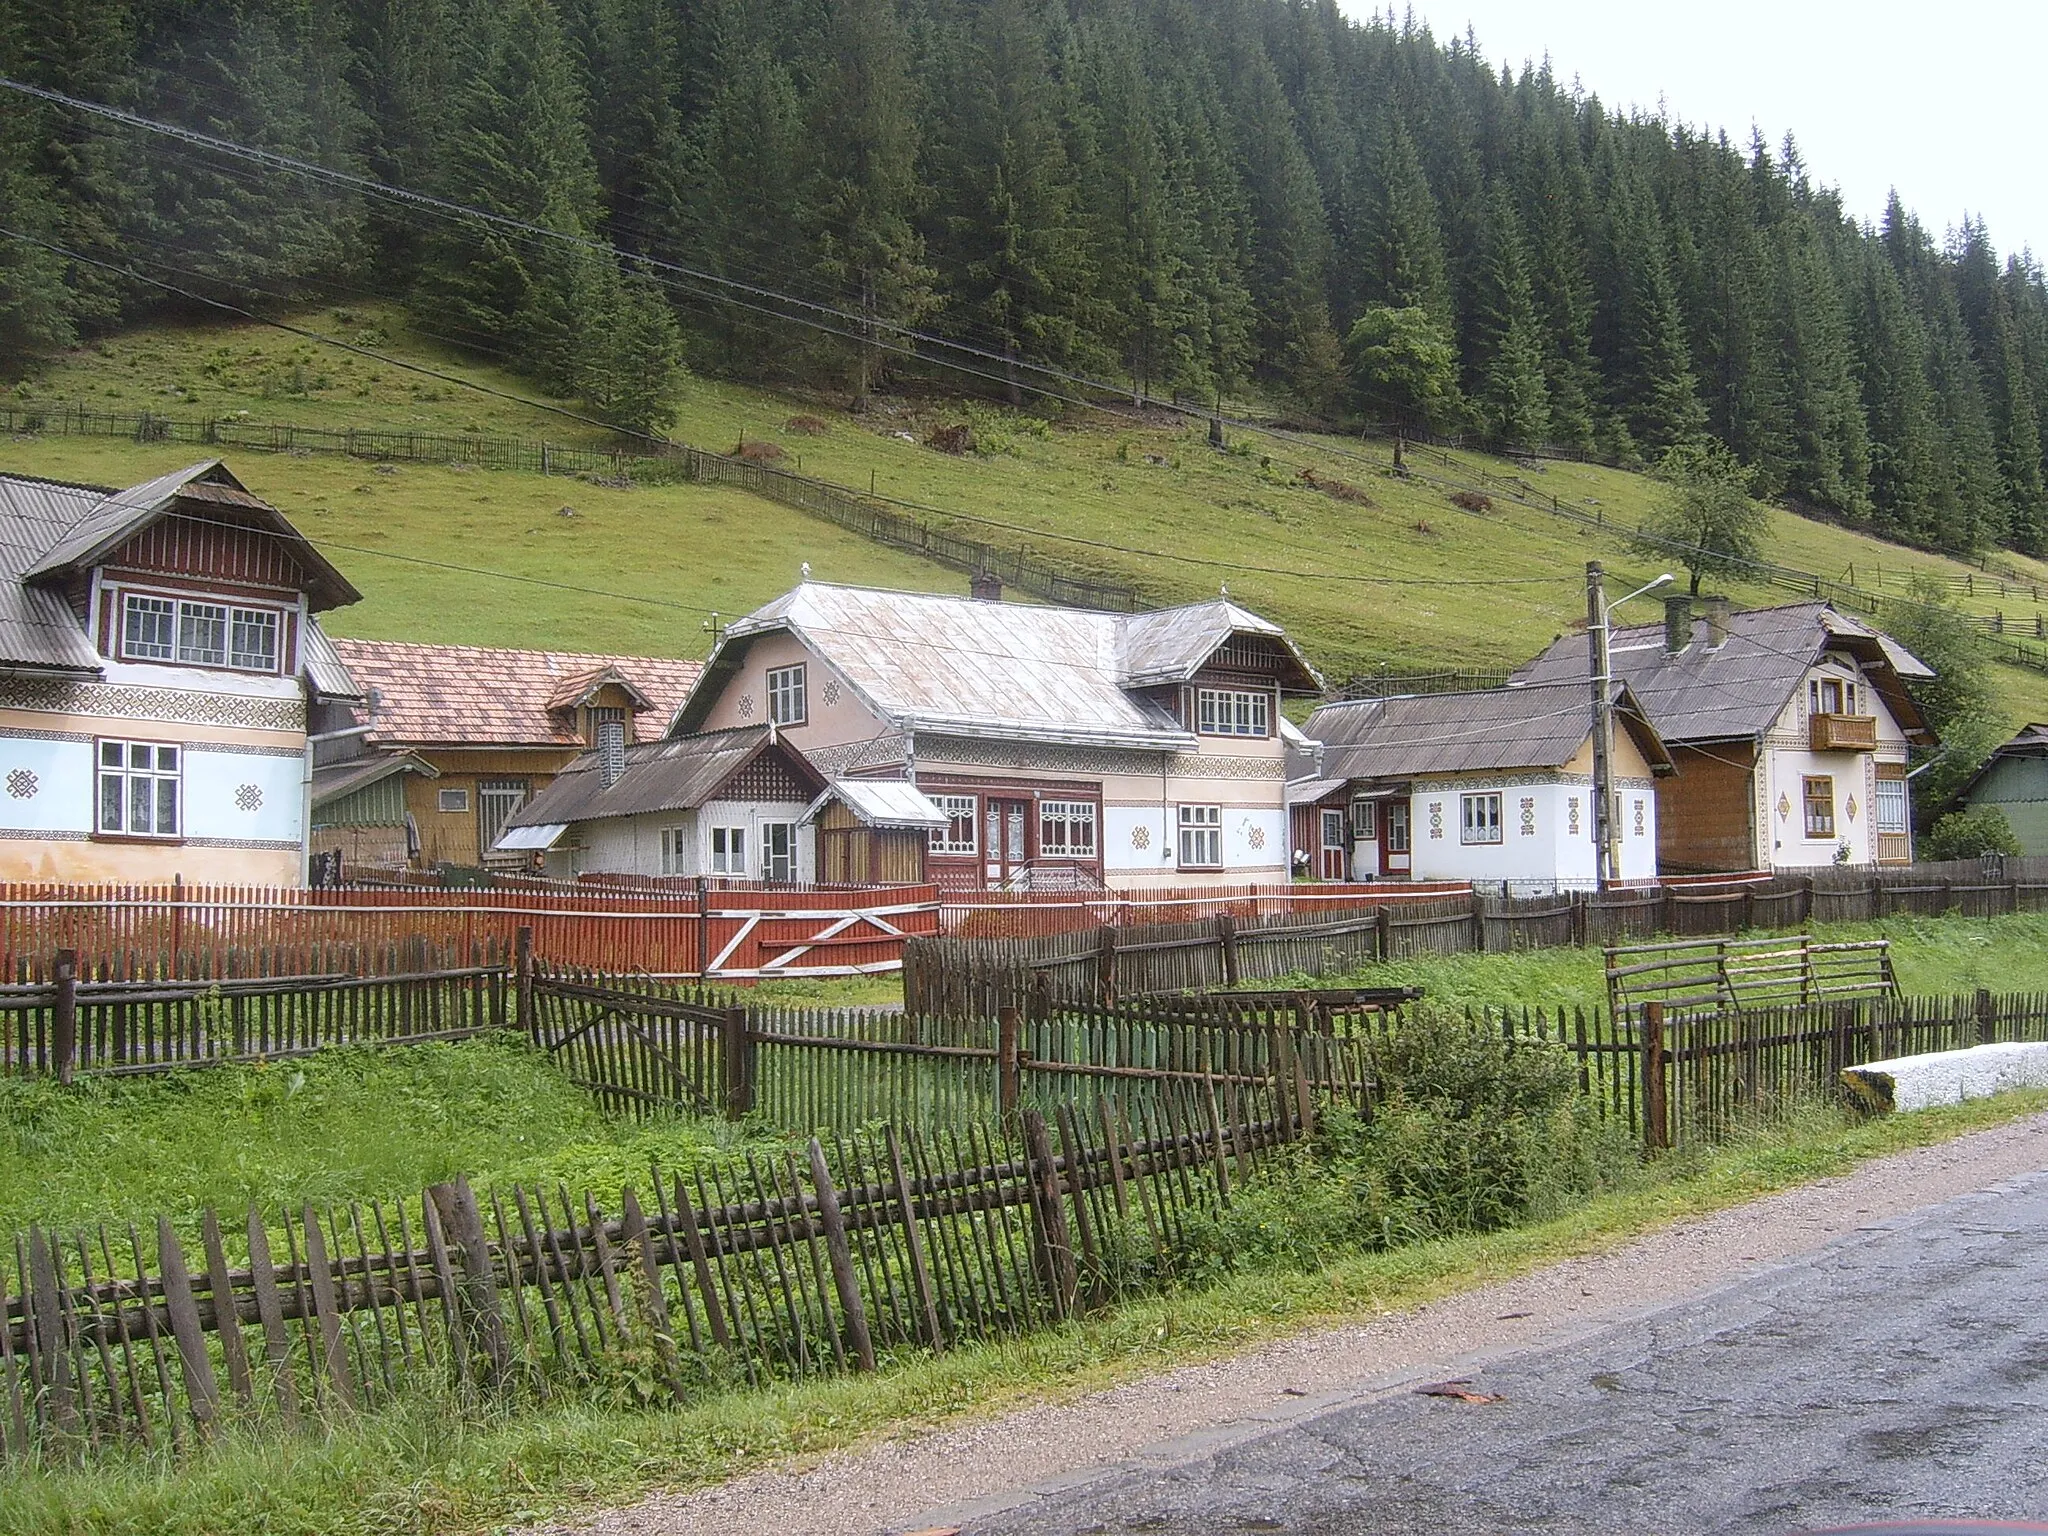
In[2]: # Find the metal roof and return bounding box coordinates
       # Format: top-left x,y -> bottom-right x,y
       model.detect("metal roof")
1955,722 -> 2048,801
674,583 -> 1318,749
1510,601 -> 1934,745
310,752 -> 436,811
0,474 -> 113,675
1304,682 -> 1673,781
504,725 -> 825,828
805,778 -> 949,830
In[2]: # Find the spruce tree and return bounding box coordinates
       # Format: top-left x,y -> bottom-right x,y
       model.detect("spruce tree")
1360,109 -> 1453,330
1591,140 -> 1705,457
1466,184 -> 1550,445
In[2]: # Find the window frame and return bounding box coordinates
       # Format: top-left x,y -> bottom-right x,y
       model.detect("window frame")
1177,804 -> 1223,870
94,738 -> 183,839
1460,792 -> 1504,846
437,787 -> 470,814
1874,776 -> 1909,836
1320,807 -> 1347,851
766,664 -> 807,726
761,820 -> 798,882
659,826 -> 691,876
1384,801 -> 1411,854
1194,687 -> 1272,739
1349,800 -> 1377,840
118,589 -> 284,674
709,825 -> 747,875
1802,775 -> 1836,840
1038,799 -> 1098,860
928,794 -> 978,856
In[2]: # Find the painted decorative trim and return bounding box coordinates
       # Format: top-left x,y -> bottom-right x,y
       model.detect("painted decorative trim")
916,736 -> 1168,777
1411,771 -> 1657,795
233,784 -> 264,811
0,677 -> 306,732
1164,752 -> 1287,781
0,827 -> 88,842
184,836 -> 302,851
5,769 -> 37,800
191,742 -> 306,760
0,726 -> 93,744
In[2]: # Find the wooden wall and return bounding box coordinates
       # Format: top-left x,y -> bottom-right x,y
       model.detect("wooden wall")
1657,742 -> 1757,874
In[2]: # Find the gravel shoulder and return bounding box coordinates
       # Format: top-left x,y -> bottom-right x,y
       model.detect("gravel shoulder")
537,1110 -> 2048,1536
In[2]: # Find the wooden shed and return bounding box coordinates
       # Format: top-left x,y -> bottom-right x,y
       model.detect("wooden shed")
807,780 -> 948,886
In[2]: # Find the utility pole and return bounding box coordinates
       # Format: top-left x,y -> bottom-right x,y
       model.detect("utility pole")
1586,561 -> 1617,892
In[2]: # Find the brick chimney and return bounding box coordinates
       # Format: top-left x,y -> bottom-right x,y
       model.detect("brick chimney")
970,570 -> 1004,602
1703,594 -> 1731,650
1663,594 -> 1693,655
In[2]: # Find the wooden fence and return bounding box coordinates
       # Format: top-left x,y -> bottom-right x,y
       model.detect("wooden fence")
0,880 -> 941,984
0,1094 -> 1287,1466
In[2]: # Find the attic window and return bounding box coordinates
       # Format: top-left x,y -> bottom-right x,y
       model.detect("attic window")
120,592 -> 281,673
591,707 -> 627,785
1196,688 -> 1270,738
767,665 -> 807,726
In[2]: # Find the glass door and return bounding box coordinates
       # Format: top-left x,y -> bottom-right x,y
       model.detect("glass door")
984,799 -> 1030,886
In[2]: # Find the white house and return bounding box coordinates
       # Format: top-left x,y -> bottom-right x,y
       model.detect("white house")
1290,682 -> 1675,892
0,461 -> 361,884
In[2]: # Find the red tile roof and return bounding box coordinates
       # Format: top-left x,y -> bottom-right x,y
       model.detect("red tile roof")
331,638 -> 702,748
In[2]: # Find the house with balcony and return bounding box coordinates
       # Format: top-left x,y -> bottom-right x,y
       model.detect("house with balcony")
1289,683 -> 1674,890
1511,598 -> 1935,872
665,577 -> 1323,891
0,460 -> 362,884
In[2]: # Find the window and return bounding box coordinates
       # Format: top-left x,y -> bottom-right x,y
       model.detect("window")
767,665 -> 807,726
660,827 -> 690,876
1460,793 -> 1503,845
710,825 -> 746,875
762,821 -> 797,882
1803,775 -> 1835,839
1384,802 -> 1411,854
1875,776 -> 1909,836
96,740 -> 180,837
1320,808 -> 1347,850
437,788 -> 470,813
1350,800 -> 1377,839
930,794 -> 978,855
592,708 -> 627,781
1195,688 -> 1270,738
120,592 -> 282,672
1178,804 -> 1222,869
1039,800 -> 1098,859
477,779 -> 528,853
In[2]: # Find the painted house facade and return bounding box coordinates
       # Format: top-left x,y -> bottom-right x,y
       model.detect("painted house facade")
1291,683 -> 1674,890
315,641 -> 700,870
0,461 -> 361,884
670,581 -> 1323,891
1513,599 -> 1934,873
1953,724 -> 2048,855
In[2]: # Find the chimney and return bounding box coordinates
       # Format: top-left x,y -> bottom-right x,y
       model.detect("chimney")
1704,594 -> 1731,650
1663,594 -> 1693,655
970,570 -> 1003,602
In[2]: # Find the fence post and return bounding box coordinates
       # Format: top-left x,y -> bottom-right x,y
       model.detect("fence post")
514,925 -> 534,1038
694,875 -> 711,981
1375,904 -> 1393,962
1096,924 -> 1118,1007
1641,1000 -> 1670,1153
1471,892 -> 1487,952
52,948 -> 77,1084
806,1140 -> 876,1372
997,1004 -> 1022,1122
1021,1109 -> 1077,1320
1977,987 -> 1998,1045
721,1007 -> 755,1119
1217,913 -> 1240,988
426,1178 -> 511,1391
1571,892 -> 1588,949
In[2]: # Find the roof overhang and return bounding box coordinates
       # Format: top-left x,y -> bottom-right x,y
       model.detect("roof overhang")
311,751 -> 438,810
494,823 -> 567,851
804,778 -> 950,830
904,715 -> 1195,754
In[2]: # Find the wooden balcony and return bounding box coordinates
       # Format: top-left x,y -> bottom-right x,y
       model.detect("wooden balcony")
1809,713 -> 1878,752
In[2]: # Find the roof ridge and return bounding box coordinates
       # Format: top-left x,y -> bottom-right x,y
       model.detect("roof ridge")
0,470 -> 119,495
332,636 -> 701,666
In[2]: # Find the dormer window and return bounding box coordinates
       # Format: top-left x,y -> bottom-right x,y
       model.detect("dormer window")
1196,687 -> 1270,738
590,707 -> 627,785
767,664 -> 807,725
120,591 -> 281,673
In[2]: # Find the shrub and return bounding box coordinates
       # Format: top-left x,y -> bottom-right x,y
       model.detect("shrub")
925,422 -> 975,455
1920,804 -> 2024,861
1448,489 -> 1493,512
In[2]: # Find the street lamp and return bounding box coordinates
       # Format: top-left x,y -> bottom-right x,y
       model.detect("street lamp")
1586,565 -> 1673,892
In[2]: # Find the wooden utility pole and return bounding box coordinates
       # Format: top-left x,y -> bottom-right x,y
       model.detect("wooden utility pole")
1586,562 -> 1618,893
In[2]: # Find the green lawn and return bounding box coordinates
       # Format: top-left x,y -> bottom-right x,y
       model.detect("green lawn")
10,302 -> 2048,728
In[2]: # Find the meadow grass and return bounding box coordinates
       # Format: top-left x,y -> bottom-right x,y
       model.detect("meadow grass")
1,1086 -> 2038,1536
11,305 -> 2048,724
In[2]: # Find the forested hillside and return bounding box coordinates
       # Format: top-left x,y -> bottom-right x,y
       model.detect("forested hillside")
5,0 -> 2048,562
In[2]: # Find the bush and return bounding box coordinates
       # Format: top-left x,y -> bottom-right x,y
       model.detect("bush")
1920,804 -> 2024,861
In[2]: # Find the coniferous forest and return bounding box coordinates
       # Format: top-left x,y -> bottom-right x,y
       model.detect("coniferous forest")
4,0 -> 2048,559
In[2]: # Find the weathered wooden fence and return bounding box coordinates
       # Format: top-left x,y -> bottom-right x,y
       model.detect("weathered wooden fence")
0,1094 -> 1286,1466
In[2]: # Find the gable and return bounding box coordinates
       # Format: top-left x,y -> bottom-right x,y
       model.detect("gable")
104,510 -> 311,595
717,747 -> 816,803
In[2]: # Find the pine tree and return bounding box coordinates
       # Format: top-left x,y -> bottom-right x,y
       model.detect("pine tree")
1850,239 -> 1944,543
1359,109 -> 1453,330
1591,139 -> 1704,457
1514,116 -> 1598,449
1466,184 -> 1549,444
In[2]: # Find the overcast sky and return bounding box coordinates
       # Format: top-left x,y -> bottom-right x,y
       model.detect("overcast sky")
1345,1 -> 2047,261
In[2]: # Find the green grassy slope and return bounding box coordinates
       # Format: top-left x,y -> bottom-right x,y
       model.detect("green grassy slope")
10,305 -> 2048,726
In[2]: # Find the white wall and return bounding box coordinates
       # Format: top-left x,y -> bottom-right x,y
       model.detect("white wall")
1402,774 -> 1657,892
1757,657 -> 1914,869
0,737 -> 92,834
186,748 -> 304,844
547,801 -> 816,881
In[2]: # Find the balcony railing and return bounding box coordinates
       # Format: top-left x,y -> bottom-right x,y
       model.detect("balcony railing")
1810,713 -> 1878,752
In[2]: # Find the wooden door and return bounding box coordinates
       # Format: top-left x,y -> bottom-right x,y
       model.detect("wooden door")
984,798 -> 1030,886
1380,801 -> 1412,877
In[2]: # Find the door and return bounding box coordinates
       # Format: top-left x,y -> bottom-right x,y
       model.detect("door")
984,798 -> 1030,886
1319,808 -> 1349,881
1380,801 -> 1412,876
762,821 -> 797,883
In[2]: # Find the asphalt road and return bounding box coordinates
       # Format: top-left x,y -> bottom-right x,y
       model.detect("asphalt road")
958,1168 -> 2048,1536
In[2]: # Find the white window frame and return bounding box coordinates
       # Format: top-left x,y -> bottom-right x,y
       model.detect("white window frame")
1350,800 -> 1377,839
121,594 -> 175,660
1177,804 -> 1222,870
1460,792 -> 1503,846
1195,687 -> 1271,738
95,739 -> 182,838
1039,800 -> 1098,859
929,794 -> 978,855
660,826 -> 690,876
120,590 -> 283,673
1320,808 -> 1347,850
709,825 -> 747,875
766,665 -> 807,726
762,820 -> 797,882
1875,776 -> 1909,836
438,787 -> 470,813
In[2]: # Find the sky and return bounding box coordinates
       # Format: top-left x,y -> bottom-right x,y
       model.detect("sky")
1344,1 -> 2048,261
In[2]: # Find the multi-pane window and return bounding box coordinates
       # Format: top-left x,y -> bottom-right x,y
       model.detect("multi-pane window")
929,795 -> 978,855
660,827 -> 690,876
1803,776 -> 1835,839
1384,802 -> 1411,853
710,826 -> 747,875
1875,777 -> 1909,837
1349,800 -> 1377,839
591,708 -> 627,782
1177,804 -> 1222,869
762,821 -> 797,882
766,665 -> 807,726
121,592 -> 281,672
1039,800 -> 1098,859
1195,688 -> 1271,738
1460,792 -> 1503,845
96,740 -> 180,837
1320,808 -> 1347,851
477,780 -> 528,854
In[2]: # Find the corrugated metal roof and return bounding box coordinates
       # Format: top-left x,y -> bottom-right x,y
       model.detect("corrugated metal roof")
677,583 -> 1316,748
311,752 -> 435,810
300,619 -> 364,701
806,779 -> 949,829
1510,601 -> 1933,744
333,639 -> 701,748
1305,682 -> 1672,780
0,473 -> 110,675
1284,776 -> 1350,807
505,725 -> 823,827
